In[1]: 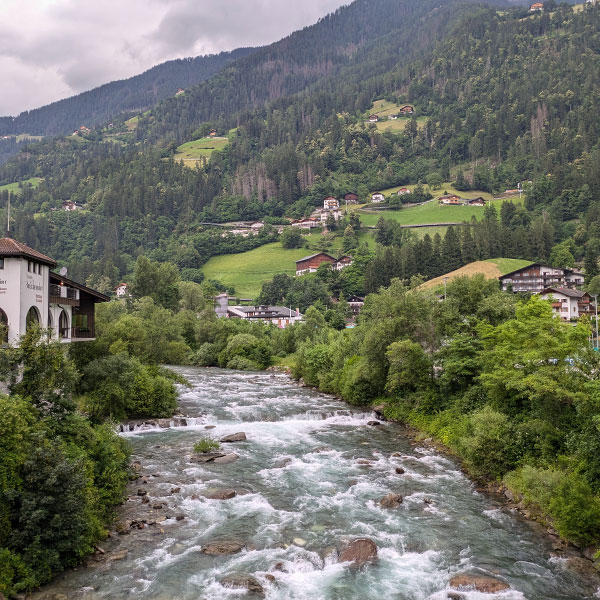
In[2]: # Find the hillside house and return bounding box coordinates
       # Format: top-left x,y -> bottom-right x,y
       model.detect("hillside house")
397,188 -> 411,196
335,255 -> 353,271
114,283 -> 129,298
371,193 -> 385,203
439,194 -> 462,205
467,197 -> 486,206
176,88 -> 185,96
291,218 -> 320,229
344,192 -> 359,204
250,221 -> 264,231
62,201 -> 84,211
499,264 -> 584,294
399,105 -> 414,115
0,238 -> 109,345
369,115 -> 379,122
540,287 -> 594,321
214,295 -> 302,328
347,295 -> 365,317
389,114 -> 398,120
530,2 -> 543,11
295,253 -> 336,276
323,196 -> 340,210
209,129 -> 217,137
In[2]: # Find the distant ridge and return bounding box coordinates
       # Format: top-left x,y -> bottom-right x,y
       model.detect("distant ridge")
0,47 -> 257,138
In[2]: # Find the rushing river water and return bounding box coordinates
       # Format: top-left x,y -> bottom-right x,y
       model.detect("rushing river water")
37,367 -> 600,600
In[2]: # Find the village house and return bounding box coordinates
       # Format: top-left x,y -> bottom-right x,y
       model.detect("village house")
176,88 -> 185,96
214,294 -> 302,328
369,115 -> 379,122
438,194 -> 462,205
530,2 -> 543,11
399,105 -> 415,115
397,188 -> 411,196
114,283 -> 129,298
62,201 -> 84,211
371,193 -> 385,203
499,264 -> 584,294
0,238 -> 109,345
209,129 -> 217,137
295,253 -> 337,276
347,295 -> 365,317
389,114 -> 398,120
323,196 -> 340,210
467,197 -> 486,206
291,218 -> 320,229
344,192 -> 359,204
249,221 -> 264,232
540,287 -> 595,321
335,255 -> 353,271
311,208 -> 343,223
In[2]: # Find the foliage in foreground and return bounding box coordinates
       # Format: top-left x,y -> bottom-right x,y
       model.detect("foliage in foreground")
0,329 -> 129,596
193,437 -> 220,454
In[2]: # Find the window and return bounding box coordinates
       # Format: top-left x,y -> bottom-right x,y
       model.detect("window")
0,308 -> 7,343
0,258 -> 3,269
26,306 -> 40,330
28,261 -> 32,272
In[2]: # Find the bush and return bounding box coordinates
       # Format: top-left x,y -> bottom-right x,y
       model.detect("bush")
226,356 -> 261,371
458,407 -> 516,478
339,356 -> 378,405
191,342 -> 219,367
194,437 -> 220,453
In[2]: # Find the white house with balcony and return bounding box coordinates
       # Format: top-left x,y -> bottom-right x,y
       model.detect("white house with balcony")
0,238 -> 109,345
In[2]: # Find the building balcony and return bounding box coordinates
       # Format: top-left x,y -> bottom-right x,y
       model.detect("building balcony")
71,325 -> 95,340
49,284 -> 80,306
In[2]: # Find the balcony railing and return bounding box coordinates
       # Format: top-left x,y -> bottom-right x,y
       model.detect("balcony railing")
49,284 -> 79,304
72,325 -> 95,339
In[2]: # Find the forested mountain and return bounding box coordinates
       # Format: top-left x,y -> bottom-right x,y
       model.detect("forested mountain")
0,48 -> 256,138
1,0 -> 599,291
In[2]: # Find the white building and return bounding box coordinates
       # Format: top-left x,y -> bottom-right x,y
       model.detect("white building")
540,287 -> 594,321
214,294 -> 302,328
499,264 -> 584,294
371,193 -> 385,203
0,238 -> 109,345
323,197 -> 340,210
114,283 -> 129,298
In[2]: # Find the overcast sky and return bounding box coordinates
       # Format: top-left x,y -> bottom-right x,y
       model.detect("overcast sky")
0,0 -> 348,116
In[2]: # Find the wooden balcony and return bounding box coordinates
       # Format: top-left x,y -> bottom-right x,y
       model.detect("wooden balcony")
71,325 -> 95,340
49,283 -> 80,306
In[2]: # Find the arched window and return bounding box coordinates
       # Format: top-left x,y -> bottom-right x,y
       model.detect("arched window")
59,310 -> 70,338
26,306 -> 40,331
0,308 -> 8,344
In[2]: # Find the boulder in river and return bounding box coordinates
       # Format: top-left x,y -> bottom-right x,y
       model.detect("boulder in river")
170,487 -> 181,494
339,538 -> 378,566
380,493 -> 403,508
203,488 -> 237,500
191,452 -> 226,463
367,420 -> 381,426
395,467 -> 405,474
213,453 -> 239,464
220,432 -> 247,442
372,404 -> 387,420
202,541 -> 245,555
221,574 -> 263,594
449,574 -> 510,593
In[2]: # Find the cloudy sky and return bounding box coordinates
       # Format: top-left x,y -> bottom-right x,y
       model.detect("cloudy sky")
0,0 -> 348,116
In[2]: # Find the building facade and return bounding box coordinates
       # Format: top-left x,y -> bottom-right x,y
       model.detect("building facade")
499,264 -> 584,294
540,287 -> 594,321
0,238 -> 109,345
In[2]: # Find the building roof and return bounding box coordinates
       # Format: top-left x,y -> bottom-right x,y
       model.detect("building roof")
0,238 -> 56,266
50,272 -> 110,302
498,262 -> 540,279
229,305 -> 299,318
541,287 -> 588,299
295,252 -> 336,264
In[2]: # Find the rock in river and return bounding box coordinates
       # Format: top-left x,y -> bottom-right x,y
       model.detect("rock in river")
339,538 -> 378,566
449,573 -> 510,593
213,453 -> 239,464
203,488 -> 237,500
202,541 -> 245,555
220,432 -> 247,442
221,574 -> 263,593
380,493 -> 403,508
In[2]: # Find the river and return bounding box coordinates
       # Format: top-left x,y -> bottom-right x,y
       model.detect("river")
36,367 -> 600,599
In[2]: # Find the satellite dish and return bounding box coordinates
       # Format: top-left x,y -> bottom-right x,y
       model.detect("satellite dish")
59,267 -> 68,277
